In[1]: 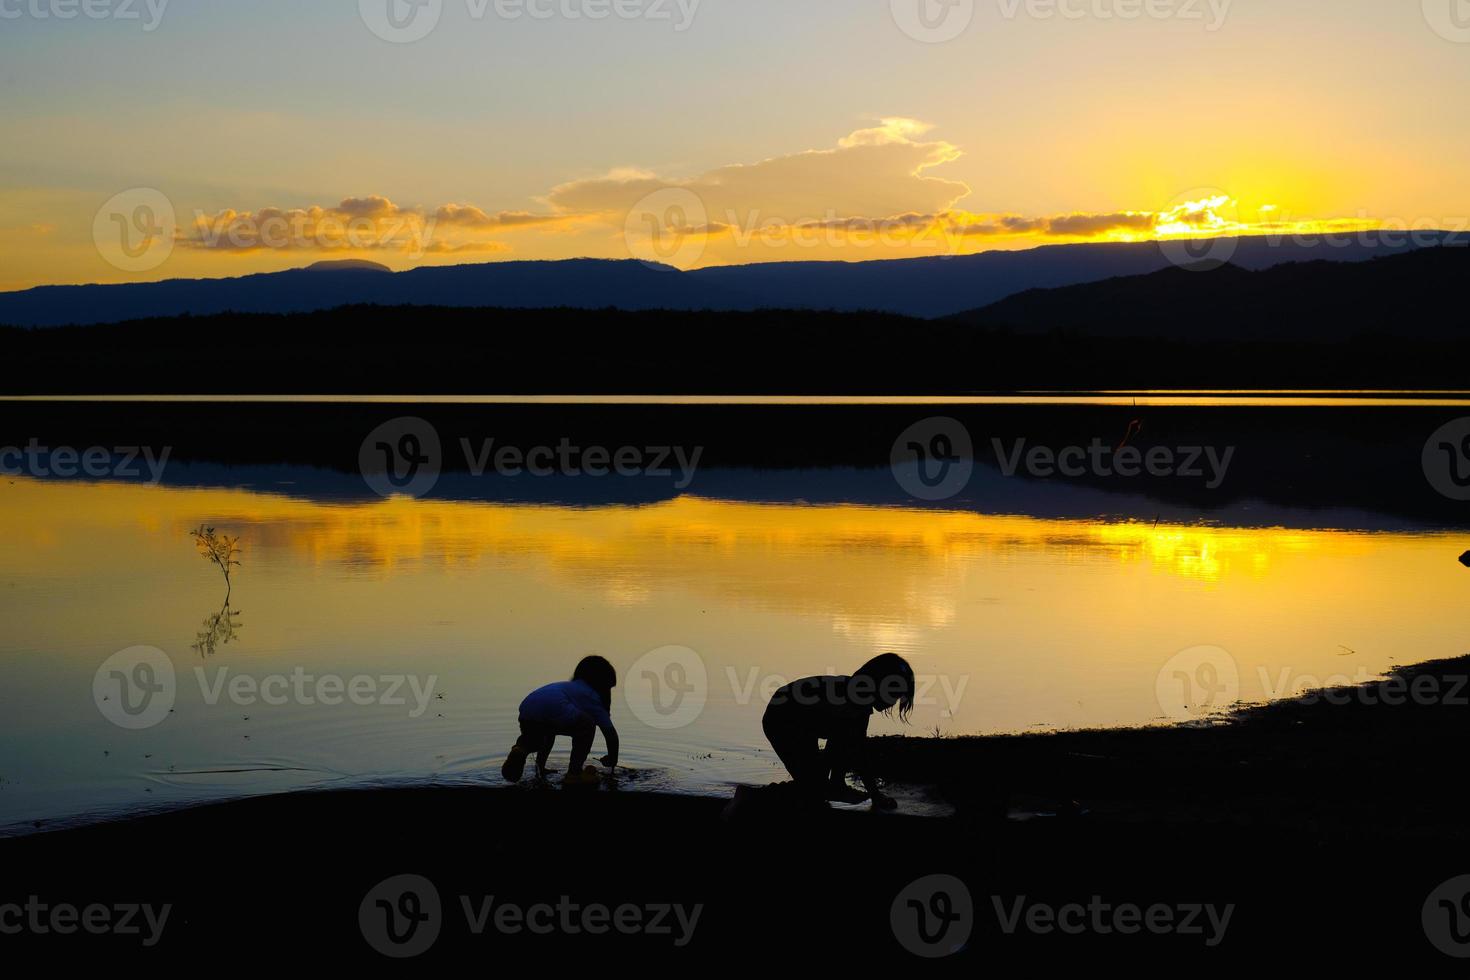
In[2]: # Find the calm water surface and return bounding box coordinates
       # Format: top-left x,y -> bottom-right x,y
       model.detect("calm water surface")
1,397 -> 1466,833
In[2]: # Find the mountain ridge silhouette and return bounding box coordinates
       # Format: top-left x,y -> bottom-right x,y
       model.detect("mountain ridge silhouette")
3,231 -> 1463,328
948,244 -> 1470,341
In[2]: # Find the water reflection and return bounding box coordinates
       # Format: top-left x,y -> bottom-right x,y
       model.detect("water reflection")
3,478 -> 1394,649
0,473 -> 1465,833
191,601 -> 243,658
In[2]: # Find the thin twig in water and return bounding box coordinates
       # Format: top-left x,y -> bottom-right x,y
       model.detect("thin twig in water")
190,526 -> 242,599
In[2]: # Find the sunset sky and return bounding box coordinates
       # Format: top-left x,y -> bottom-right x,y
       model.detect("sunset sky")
2,0 -> 1468,289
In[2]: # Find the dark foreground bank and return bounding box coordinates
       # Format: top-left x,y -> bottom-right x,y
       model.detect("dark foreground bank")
6,302 -> 1470,394
5,656 -> 1469,967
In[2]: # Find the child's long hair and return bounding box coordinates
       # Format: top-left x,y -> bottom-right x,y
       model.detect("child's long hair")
854,653 -> 916,723
573,655 -> 618,710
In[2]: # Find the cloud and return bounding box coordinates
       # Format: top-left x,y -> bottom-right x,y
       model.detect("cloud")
431,204 -> 571,229
547,119 -> 970,228
949,210 -> 1160,238
178,197 -> 549,255
421,240 -> 512,254
335,195 -> 405,219
795,212 -> 939,233
1045,211 -> 1157,237
150,130 -> 1371,272
727,205 -> 1180,250
836,117 -> 939,148
539,121 -> 1273,261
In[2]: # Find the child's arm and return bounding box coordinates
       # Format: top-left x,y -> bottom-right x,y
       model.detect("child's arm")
599,724 -> 620,770
850,718 -> 897,810
858,763 -> 896,809
588,705 -> 619,769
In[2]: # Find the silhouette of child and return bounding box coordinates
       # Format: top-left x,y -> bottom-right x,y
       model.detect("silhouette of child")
503,655 -> 620,787
761,653 -> 915,809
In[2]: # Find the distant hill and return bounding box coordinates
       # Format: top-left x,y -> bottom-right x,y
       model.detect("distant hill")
685,233 -> 1447,317
949,245 -> 1470,341
0,259 -> 757,329
302,259 -> 392,273
0,231 -> 1461,328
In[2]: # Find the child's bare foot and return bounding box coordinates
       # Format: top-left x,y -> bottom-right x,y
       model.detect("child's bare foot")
826,784 -> 870,805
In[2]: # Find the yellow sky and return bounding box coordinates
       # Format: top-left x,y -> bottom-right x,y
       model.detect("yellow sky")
1,117 -> 1433,291
2,2 -> 1468,290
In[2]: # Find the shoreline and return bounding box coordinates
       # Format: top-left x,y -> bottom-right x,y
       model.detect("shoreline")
9,655 -> 1468,841
872,653 -> 1470,837
4,656 -> 1467,964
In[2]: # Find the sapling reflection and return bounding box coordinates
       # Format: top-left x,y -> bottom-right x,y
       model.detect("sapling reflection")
191,601 -> 243,659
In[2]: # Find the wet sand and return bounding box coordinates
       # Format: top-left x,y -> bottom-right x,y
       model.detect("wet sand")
5,655 -> 1467,966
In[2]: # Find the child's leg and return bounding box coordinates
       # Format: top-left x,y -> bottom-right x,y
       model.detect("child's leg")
821,738 -> 868,802
514,720 -> 556,778
533,729 -> 555,777
762,710 -> 824,796
504,717 -> 545,783
823,736 -> 855,786
567,716 -> 596,773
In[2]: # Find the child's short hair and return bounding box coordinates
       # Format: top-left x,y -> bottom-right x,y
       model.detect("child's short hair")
854,653 -> 916,723
573,655 -> 618,708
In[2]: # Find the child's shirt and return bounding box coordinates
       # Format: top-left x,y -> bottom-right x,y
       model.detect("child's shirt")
764,675 -> 873,739
518,679 -> 615,737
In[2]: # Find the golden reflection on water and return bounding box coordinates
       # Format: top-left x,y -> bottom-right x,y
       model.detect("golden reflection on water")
2,474 -> 1468,827
8,473 -> 1470,834
0,476 -> 1438,666
0,477 -> 1352,579
2,476 -> 1470,743
2,478 -> 1342,598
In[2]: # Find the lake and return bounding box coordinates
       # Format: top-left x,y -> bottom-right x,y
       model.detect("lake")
1,395 -> 1467,834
